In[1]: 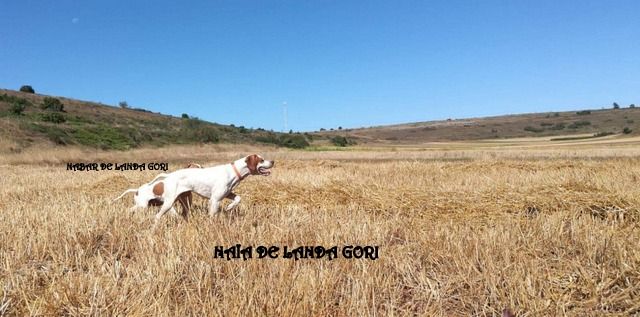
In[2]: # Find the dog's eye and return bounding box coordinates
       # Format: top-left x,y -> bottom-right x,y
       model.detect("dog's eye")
260,159 -> 264,163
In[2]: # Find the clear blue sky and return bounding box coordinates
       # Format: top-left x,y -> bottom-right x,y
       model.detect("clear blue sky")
1,1 -> 639,132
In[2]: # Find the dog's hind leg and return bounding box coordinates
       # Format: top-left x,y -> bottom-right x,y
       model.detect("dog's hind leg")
225,192 -> 241,211
177,192 -> 192,221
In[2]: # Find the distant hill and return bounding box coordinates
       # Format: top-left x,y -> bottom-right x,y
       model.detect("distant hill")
318,107 -> 639,145
0,88 -> 311,151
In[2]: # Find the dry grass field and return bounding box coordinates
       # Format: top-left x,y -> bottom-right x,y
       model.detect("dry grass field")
1,142 -> 639,316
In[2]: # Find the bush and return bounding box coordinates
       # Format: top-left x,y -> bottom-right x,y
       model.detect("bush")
41,97 -> 64,112
576,110 -> 591,115
181,113 -> 189,119
19,85 -> 35,93
192,126 -> 219,143
41,112 -> 66,123
550,123 -> 566,130
278,134 -> 309,148
331,136 -> 348,146
119,101 -> 129,109
630,104 -> 636,108
524,126 -> 544,133
568,121 -> 591,129
613,102 -> 620,109
9,101 -> 27,115
330,136 -> 356,147
540,122 -> 554,126
623,127 -> 632,134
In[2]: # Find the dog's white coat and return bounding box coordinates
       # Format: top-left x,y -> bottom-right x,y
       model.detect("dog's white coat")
153,155 -> 273,222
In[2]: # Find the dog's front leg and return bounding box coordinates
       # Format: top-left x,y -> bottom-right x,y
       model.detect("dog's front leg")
225,192 -> 241,211
208,198 -> 221,217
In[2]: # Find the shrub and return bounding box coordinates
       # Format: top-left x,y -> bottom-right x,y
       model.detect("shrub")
41,97 -> 64,112
119,101 -> 129,109
630,104 -> 636,108
19,85 -> 35,93
576,110 -> 591,115
41,112 -> 66,123
524,126 -> 544,133
540,122 -> 554,126
623,127 -> 632,134
331,136 -> 356,147
278,134 -> 309,148
568,121 -> 591,129
613,102 -> 620,109
550,123 -> 566,130
627,119 -> 634,124
303,132 -> 313,141
9,101 -> 27,115
554,113 -> 560,117
192,126 -> 219,143
331,136 -> 348,147
181,113 -> 189,119
320,128 -> 326,131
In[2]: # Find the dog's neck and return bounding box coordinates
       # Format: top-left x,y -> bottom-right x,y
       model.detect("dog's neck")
231,160 -> 251,181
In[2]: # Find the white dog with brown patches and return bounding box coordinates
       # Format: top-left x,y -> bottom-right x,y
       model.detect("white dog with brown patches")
113,162 -> 203,217
153,154 -> 273,223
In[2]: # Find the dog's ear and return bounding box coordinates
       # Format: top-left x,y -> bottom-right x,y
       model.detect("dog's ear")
245,154 -> 260,174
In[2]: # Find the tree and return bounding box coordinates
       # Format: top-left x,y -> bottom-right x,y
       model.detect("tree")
181,113 -> 189,119
338,126 -> 342,130
613,102 -> 620,109
19,85 -> 35,93
119,101 -> 129,109
630,104 -> 636,108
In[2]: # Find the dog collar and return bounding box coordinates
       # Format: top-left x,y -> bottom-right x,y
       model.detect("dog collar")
230,162 -> 245,180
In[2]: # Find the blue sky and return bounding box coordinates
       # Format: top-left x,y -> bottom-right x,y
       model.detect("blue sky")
1,1 -> 639,132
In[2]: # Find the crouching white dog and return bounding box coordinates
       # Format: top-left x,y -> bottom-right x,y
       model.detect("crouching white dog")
153,154 -> 274,223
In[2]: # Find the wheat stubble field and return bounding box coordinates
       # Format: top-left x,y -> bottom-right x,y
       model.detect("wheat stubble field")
1,144 -> 639,316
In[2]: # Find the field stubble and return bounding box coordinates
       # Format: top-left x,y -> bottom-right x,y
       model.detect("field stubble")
1,147 -> 639,316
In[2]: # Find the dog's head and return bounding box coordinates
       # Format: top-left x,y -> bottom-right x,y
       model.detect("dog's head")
244,154 -> 274,176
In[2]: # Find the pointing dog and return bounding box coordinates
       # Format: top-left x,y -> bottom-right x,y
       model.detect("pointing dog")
152,154 -> 274,223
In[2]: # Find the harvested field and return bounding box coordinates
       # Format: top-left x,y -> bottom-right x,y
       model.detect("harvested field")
1,145 -> 639,316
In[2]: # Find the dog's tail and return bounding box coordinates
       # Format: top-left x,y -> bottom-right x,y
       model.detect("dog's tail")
147,173 -> 169,185
113,188 -> 138,202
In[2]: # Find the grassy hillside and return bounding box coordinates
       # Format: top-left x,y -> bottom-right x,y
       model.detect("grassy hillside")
318,107 -> 640,145
0,88 -> 311,151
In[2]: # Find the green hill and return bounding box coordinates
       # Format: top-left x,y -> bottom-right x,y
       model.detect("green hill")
0,88 -> 310,151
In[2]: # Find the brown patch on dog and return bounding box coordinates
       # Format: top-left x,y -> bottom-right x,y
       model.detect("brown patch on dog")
148,198 -> 163,206
245,154 -> 260,174
185,163 -> 202,168
152,182 -> 164,196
